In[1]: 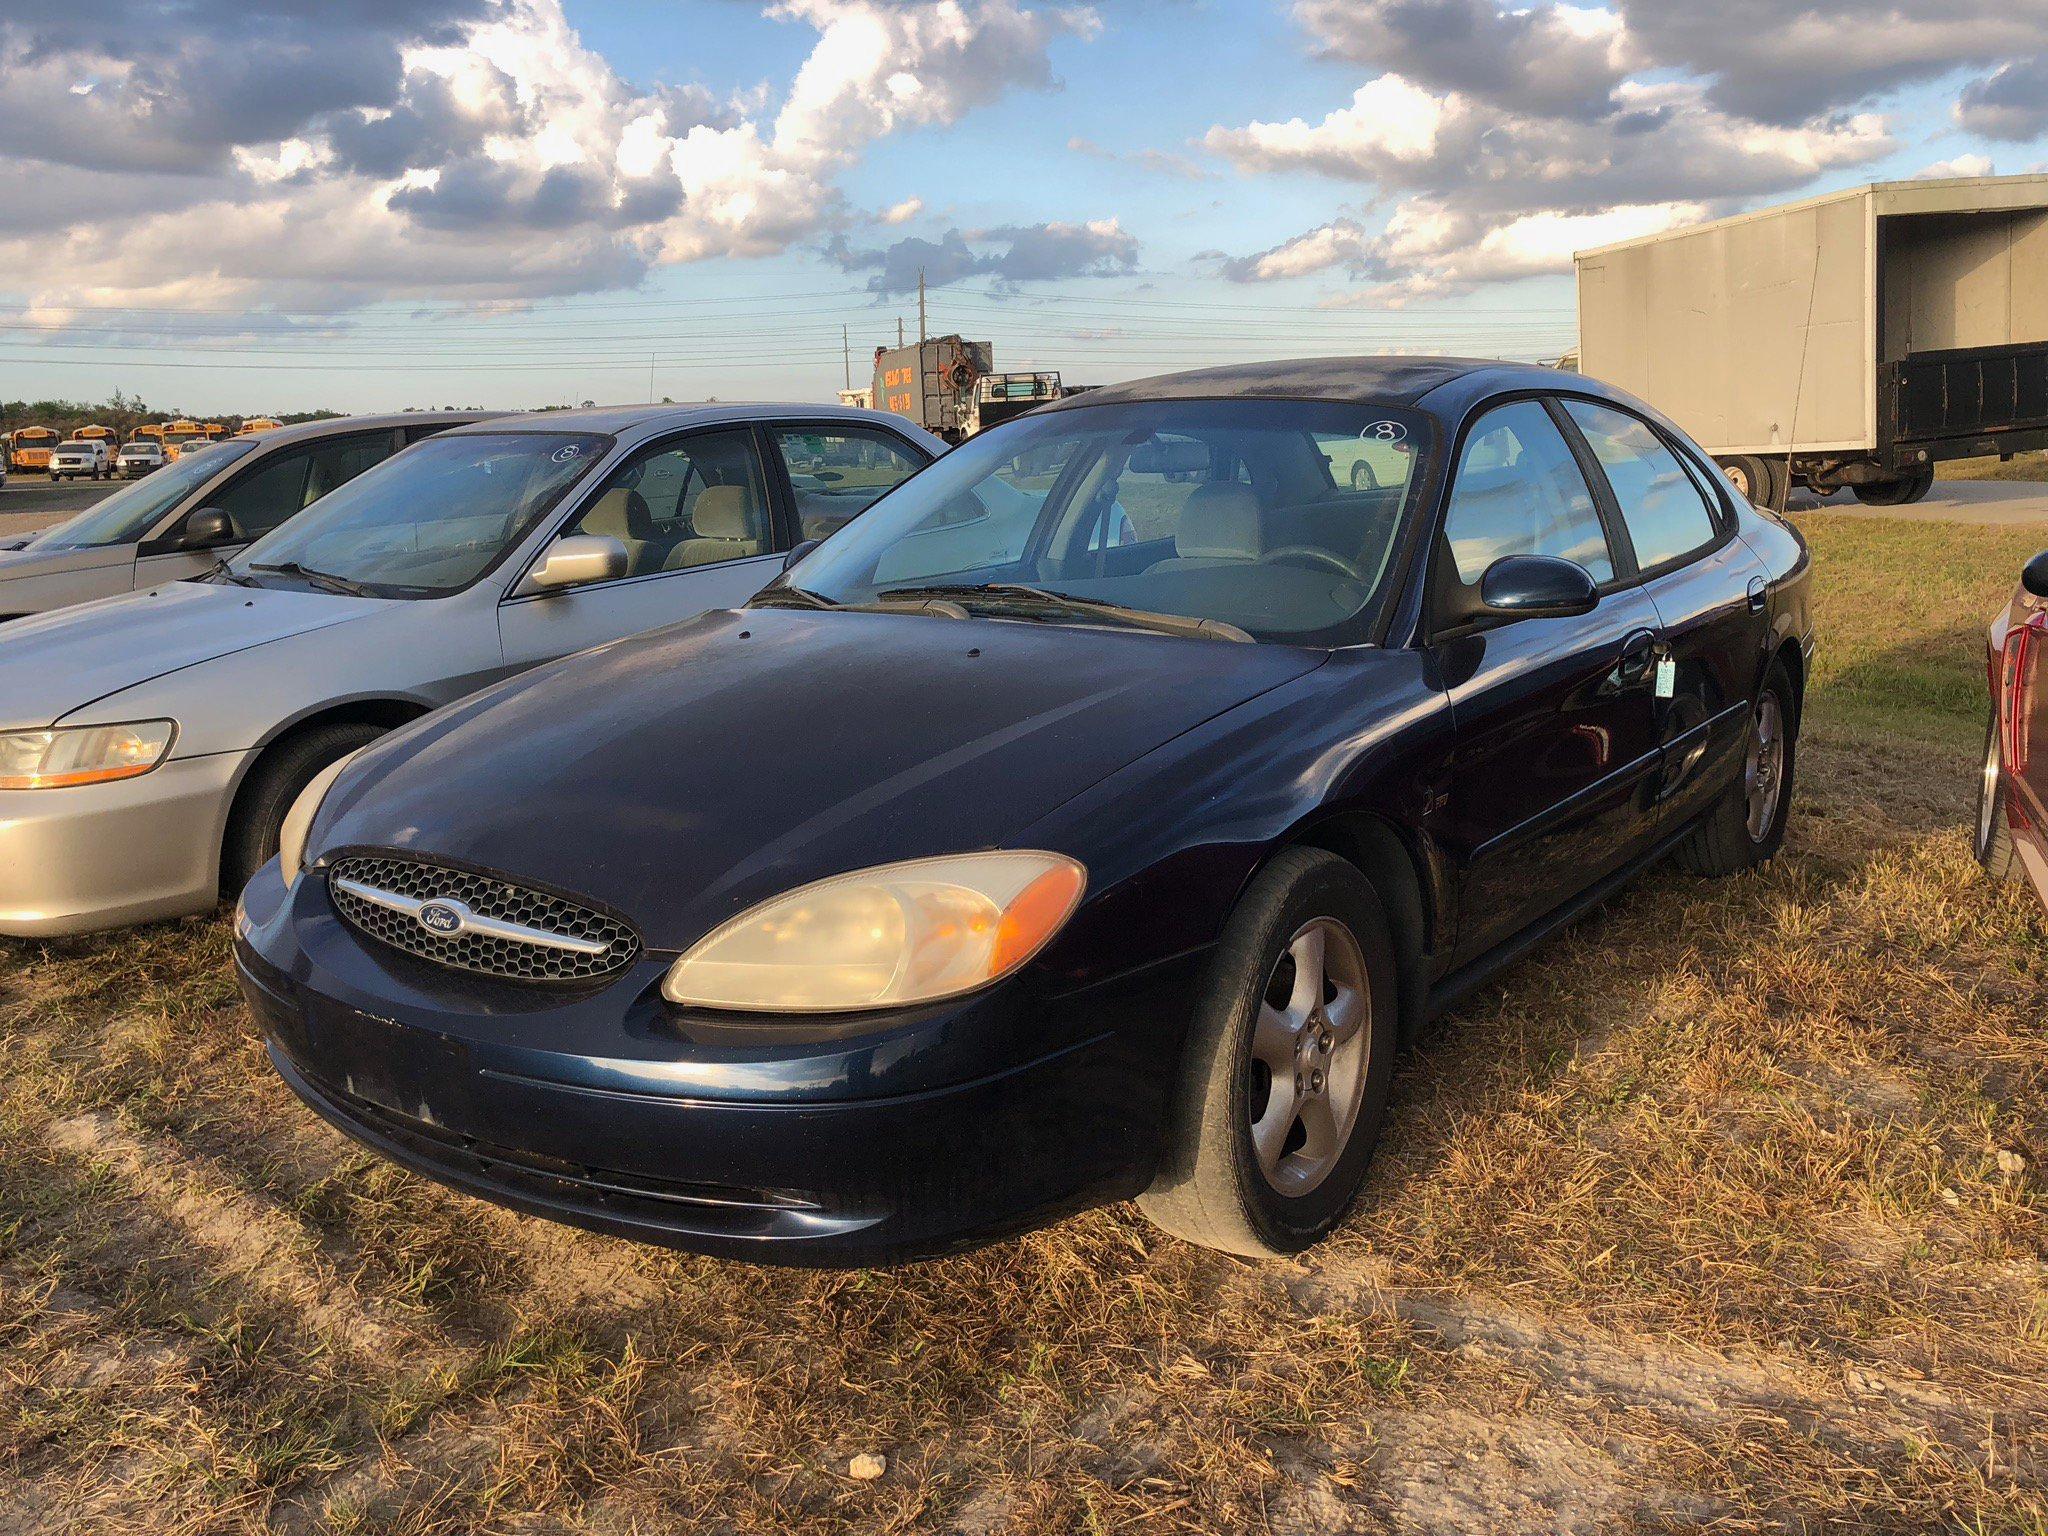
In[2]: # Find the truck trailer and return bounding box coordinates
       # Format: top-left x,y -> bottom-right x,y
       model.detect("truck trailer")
1575,174 -> 2048,506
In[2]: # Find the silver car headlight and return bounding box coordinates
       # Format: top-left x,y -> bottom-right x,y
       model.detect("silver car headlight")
661,852 -> 1086,1013
276,751 -> 361,883
0,721 -> 175,790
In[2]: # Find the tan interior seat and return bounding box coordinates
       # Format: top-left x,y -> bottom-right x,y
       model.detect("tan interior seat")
665,486 -> 765,569
579,488 -> 660,575
1150,482 -> 1264,572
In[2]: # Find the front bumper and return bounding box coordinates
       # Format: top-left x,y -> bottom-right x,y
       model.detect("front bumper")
0,752 -> 247,936
235,859 -> 1198,1265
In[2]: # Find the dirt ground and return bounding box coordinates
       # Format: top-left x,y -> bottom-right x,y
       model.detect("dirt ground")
1,514 -> 2043,1534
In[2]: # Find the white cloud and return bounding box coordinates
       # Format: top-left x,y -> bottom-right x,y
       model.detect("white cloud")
880,196 -> 926,224
1915,154 -> 1996,179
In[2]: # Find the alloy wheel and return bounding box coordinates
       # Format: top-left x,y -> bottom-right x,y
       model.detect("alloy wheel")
1977,729 -> 2002,857
1245,918 -> 1371,1196
1745,693 -> 1786,842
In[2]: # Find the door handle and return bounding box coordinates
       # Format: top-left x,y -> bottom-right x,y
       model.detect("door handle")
1616,628 -> 1659,684
1747,576 -> 1767,613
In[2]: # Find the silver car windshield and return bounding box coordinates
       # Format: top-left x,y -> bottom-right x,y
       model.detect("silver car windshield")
230,431 -> 610,598
25,439 -> 256,551
780,399 -> 1433,645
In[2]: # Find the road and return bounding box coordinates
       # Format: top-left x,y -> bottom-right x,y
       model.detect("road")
0,475 -> 120,542
1790,478 -> 2048,525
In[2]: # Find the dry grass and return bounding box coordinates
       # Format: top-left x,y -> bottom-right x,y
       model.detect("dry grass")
2,513 -> 2045,1534
1939,455 -> 2048,484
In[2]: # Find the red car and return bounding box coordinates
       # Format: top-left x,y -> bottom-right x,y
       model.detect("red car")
1979,550 -> 2048,902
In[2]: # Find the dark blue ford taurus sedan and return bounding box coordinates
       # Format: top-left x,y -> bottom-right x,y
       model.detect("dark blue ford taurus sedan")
235,358 -> 1814,1264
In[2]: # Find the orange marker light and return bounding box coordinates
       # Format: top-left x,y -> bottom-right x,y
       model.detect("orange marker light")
993,861 -> 1087,976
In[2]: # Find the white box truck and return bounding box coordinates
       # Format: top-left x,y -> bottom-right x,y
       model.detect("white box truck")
1575,174 -> 2048,506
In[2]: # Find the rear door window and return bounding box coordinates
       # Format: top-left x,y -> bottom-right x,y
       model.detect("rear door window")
1562,399 -> 1720,570
770,427 -> 929,540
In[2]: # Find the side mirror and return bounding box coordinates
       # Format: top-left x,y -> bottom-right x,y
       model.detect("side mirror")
2023,550 -> 2048,601
180,508 -> 239,550
783,538 -> 821,572
528,534 -> 627,592
1478,554 -> 1598,618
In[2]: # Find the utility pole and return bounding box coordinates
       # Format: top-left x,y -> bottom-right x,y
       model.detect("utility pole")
918,267 -> 927,343
648,352 -> 655,401
842,324 -> 850,390
897,316 -> 904,347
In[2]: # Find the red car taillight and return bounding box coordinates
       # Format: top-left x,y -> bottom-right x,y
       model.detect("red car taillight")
2003,614 -> 2044,778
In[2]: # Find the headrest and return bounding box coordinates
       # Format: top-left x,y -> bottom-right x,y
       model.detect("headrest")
692,485 -> 755,540
584,487 -> 652,541
1174,482 -> 1263,561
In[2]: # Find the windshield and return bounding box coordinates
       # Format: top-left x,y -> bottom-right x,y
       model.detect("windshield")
231,431 -> 609,598
780,398 -> 1432,645
26,439 -> 255,551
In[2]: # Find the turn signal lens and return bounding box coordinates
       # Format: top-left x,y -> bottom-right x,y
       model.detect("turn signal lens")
662,852 -> 1086,1013
0,721 -> 175,790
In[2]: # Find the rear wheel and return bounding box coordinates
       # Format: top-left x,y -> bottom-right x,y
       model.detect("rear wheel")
1852,468 -> 1932,506
1138,848 -> 1399,1257
1676,660 -> 1796,876
1975,718 -> 2020,881
220,722 -> 384,900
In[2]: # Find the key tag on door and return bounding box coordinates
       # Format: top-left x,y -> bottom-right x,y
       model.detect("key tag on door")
1654,654 -> 1676,699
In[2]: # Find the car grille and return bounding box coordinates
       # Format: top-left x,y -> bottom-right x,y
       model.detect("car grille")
327,855 -> 639,983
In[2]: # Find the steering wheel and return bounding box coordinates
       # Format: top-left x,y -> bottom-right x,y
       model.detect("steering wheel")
1261,544 -> 1368,583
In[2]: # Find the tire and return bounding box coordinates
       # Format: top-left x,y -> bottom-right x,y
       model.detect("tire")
1851,468 -> 1931,506
1975,717 -> 2021,881
1138,847 -> 1400,1258
1675,659 -> 1797,876
1351,460 -> 1378,491
1717,456 -> 1771,505
220,721 -> 384,898
1755,456 -> 1788,510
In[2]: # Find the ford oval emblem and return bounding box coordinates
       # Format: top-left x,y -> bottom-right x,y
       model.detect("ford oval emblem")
417,900 -> 464,936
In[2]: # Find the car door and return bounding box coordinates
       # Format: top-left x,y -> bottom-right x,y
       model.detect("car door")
762,422 -> 932,543
131,428 -> 402,589
1559,398 -> 1771,831
497,427 -> 783,668
1429,397 -> 1667,965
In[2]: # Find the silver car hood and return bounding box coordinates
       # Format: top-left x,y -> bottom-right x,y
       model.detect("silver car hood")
0,579 -> 377,731
0,544 -> 130,579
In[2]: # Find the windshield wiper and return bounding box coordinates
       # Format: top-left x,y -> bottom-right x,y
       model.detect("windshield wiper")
874,583 -> 1253,643
248,560 -> 374,598
205,557 -> 258,588
749,583 -> 838,610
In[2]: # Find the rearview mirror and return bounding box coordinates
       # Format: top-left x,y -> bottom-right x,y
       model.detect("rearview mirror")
1478,555 -> 1598,618
2023,550 -> 2048,600
783,538 -> 821,572
528,534 -> 627,592
180,508 -> 238,550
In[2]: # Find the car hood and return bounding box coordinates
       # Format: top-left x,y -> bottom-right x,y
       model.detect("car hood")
0,579 -> 377,731
319,606 -> 1327,951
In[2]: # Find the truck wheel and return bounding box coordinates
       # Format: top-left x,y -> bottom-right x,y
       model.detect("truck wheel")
1851,469 -> 1931,506
1717,456 -> 1772,505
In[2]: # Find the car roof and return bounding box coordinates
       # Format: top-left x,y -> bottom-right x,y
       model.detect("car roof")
237,410 -> 492,446
1040,356 -> 1568,412
438,402 -> 925,437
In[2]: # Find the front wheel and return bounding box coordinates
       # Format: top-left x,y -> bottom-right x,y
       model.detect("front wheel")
1675,661 -> 1796,876
1975,718 -> 2020,881
1138,848 -> 1399,1257
220,721 -> 385,899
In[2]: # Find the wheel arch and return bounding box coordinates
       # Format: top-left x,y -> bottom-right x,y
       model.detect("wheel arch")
218,696 -> 435,867
1285,812 -> 1435,1045
1771,634 -> 1805,726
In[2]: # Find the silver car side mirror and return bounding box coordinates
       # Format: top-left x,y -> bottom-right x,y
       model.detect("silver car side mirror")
528,534 -> 628,592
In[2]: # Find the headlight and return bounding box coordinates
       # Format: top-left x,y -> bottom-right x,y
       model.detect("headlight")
661,852 -> 1086,1013
0,721 -> 175,790
276,751 -> 360,883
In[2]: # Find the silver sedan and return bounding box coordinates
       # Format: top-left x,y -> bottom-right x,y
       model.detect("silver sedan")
0,413 -> 483,618
0,403 -> 940,936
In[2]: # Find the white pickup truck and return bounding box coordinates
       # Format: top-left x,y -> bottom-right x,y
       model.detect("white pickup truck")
47,439 -> 112,481
116,438 -> 167,477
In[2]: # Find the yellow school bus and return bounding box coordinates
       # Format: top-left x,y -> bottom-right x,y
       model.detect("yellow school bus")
73,423 -> 118,453
199,422 -> 226,440
160,419 -> 205,461
8,425 -> 60,473
134,423 -> 166,444
238,417 -> 283,435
